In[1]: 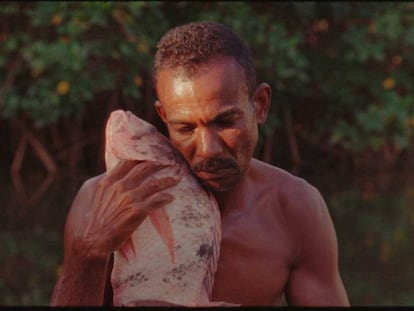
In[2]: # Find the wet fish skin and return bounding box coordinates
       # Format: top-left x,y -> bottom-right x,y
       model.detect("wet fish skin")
104,110 -> 222,306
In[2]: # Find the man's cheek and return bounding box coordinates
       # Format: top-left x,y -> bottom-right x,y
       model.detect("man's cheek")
221,128 -> 246,147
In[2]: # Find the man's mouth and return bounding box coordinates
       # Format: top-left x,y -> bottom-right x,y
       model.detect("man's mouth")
191,157 -> 238,174
191,158 -> 241,190
195,168 -> 237,181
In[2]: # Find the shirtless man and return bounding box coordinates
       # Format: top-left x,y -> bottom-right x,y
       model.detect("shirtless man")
50,21 -> 350,306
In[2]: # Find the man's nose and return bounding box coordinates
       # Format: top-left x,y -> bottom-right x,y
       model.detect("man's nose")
196,127 -> 223,159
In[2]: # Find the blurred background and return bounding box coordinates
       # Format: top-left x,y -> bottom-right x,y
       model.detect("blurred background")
1,1 -> 414,305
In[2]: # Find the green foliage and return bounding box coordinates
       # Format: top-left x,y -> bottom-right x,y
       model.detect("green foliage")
0,2 -> 167,125
1,2 -> 414,156
302,2 -> 414,155
327,180 -> 414,305
3,3 -> 414,306
0,228 -> 62,305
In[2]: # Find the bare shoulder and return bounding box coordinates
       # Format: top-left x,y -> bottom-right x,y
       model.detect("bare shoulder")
251,159 -> 328,221
80,173 -> 105,196
64,174 -> 105,239
251,159 -> 322,202
252,159 -> 336,263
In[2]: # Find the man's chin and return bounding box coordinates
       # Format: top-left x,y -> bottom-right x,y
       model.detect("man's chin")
204,183 -> 230,194
198,175 -> 240,194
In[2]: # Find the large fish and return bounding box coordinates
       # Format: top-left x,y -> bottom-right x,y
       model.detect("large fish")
104,110 -> 222,306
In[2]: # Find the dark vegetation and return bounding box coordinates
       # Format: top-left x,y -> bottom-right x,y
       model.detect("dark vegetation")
1,2 -> 414,305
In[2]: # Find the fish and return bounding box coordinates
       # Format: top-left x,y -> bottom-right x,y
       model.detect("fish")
104,109 -> 223,306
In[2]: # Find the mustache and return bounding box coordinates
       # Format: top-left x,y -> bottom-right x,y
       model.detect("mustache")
191,157 -> 238,173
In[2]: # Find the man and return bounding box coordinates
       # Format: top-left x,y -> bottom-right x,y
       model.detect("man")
50,21 -> 349,306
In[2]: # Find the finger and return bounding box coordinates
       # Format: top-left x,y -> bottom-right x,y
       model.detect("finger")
105,160 -> 140,183
140,192 -> 174,213
102,197 -> 134,227
104,162 -> 168,197
131,176 -> 179,201
92,193 -> 174,253
121,161 -> 170,191
95,174 -> 177,229
118,193 -> 172,231
103,188 -> 174,230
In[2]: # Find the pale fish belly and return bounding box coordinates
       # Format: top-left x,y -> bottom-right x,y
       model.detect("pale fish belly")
105,110 -> 222,306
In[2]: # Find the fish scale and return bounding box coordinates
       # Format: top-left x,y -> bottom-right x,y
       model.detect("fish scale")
104,110 -> 222,306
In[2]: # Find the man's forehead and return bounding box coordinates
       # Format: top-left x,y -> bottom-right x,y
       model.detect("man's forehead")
157,60 -> 248,98
158,56 -> 245,82
163,107 -> 243,125
164,105 -> 243,125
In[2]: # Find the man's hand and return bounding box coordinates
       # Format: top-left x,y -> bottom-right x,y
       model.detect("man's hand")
75,160 -> 179,260
50,160 -> 179,306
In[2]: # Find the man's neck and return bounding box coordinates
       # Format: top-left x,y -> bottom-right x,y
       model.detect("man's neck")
213,161 -> 255,216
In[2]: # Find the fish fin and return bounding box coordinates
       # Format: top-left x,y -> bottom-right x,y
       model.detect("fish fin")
149,208 -> 175,264
119,238 -> 136,261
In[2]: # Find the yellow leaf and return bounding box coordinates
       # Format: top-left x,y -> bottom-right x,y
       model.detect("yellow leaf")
382,77 -> 395,90
368,22 -> 376,34
50,15 -> 62,26
56,81 -> 70,95
137,42 -> 149,54
134,76 -> 143,87
112,8 -> 124,23
317,19 -> 329,32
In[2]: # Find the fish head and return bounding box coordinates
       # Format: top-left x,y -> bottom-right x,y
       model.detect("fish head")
105,110 -> 178,169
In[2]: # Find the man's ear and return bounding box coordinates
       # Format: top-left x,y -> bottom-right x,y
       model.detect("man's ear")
253,83 -> 271,124
155,100 -> 168,123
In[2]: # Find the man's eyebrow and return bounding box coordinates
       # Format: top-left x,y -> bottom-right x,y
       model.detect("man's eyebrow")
167,108 -> 242,125
168,120 -> 192,126
214,108 -> 242,120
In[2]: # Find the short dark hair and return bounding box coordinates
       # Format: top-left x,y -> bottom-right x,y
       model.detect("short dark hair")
152,21 -> 257,98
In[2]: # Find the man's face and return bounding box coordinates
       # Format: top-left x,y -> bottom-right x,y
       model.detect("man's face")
155,57 -> 266,193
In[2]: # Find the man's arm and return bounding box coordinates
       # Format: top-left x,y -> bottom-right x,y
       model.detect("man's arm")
284,181 -> 350,306
50,174 -> 111,305
50,160 -> 179,306
50,247 -> 111,305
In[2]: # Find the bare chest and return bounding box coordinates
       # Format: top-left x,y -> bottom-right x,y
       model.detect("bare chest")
212,207 -> 293,306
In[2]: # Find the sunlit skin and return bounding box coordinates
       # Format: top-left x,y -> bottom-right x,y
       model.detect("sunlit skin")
154,57 -> 349,305
49,56 -> 350,306
155,57 -> 265,194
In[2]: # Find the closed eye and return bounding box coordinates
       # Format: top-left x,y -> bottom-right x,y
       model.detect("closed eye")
214,109 -> 241,129
215,117 -> 236,128
175,125 -> 194,134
